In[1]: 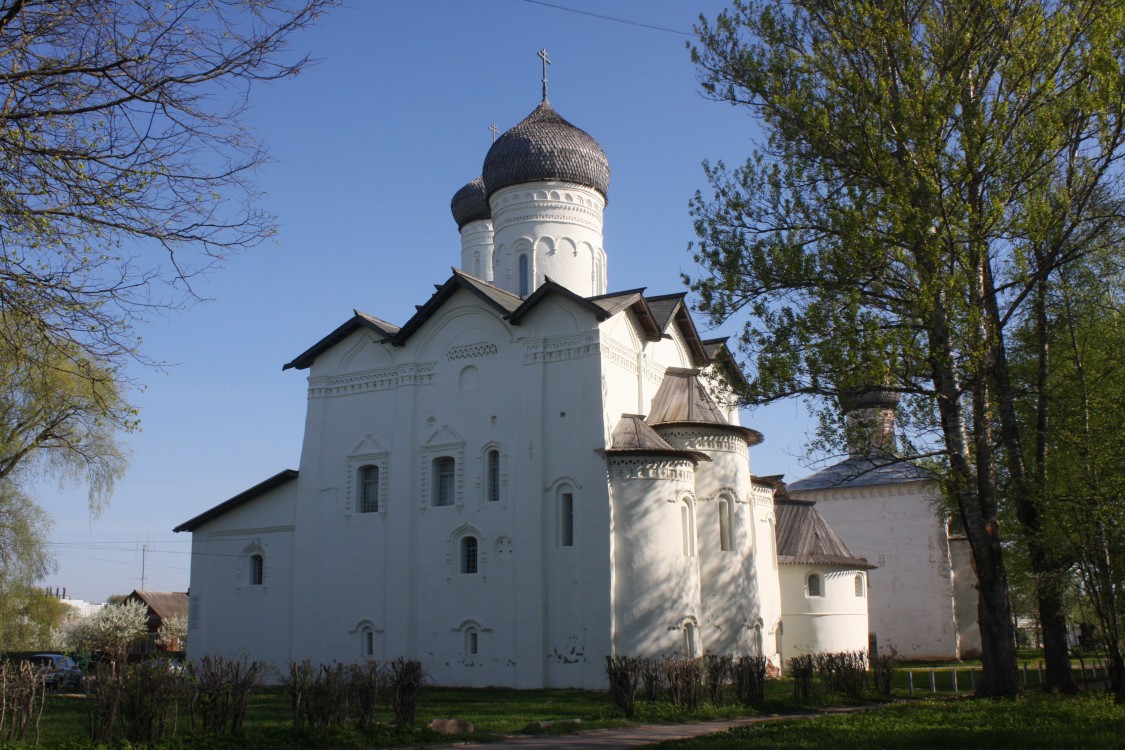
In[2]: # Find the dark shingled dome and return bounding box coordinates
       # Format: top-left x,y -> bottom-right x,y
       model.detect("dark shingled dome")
450,176 -> 491,229
482,101 -> 610,200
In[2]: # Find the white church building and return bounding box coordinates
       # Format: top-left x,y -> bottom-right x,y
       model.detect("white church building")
175,90 -> 878,688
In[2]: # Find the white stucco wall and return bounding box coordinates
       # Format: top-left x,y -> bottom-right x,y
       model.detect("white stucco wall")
778,565 -> 870,663
793,481 -> 979,659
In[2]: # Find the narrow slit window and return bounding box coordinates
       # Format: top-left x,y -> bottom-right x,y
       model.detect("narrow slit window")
518,254 -> 529,296
486,449 -> 500,502
718,498 -> 732,551
249,554 -> 264,586
466,629 -> 478,656
560,492 -> 574,547
855,573 -> 865,598
808,573 -> 823,597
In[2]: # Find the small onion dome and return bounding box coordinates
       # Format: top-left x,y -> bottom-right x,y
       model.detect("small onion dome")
450,176 -> 491,229
482,101 -> 610,201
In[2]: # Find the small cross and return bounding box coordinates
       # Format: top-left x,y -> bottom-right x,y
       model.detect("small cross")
489,122 -> 499,142
538,48 -> 551,102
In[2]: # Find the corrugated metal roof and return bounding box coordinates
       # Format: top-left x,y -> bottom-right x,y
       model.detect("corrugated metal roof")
787,454 -> 935,492
129,591 -> 189,620
774,498 -> 876,569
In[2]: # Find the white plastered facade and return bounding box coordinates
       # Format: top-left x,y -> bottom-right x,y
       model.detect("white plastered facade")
178,97 -> 871,687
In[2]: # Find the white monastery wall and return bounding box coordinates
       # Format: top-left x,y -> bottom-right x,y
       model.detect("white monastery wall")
185,480 -> 297,670
795,482 -> 965,659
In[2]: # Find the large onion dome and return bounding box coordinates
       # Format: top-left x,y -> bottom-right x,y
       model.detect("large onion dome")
482,101 -> 610,200
450,176 -> 491,228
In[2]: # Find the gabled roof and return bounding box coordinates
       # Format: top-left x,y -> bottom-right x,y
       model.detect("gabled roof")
508,277 -> 615,325
128,591 -> 189,620
701,337 -> 751,392
787,453 -> 935,492
283,311 -> 398,371
173,469 -> 298,533
283,273 -> 733,373
606,414 -> 710,461
774,498 -> 876,569
392,269 -> 523,344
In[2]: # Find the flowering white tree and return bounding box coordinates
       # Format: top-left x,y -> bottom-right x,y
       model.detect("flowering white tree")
157,614 -> 188,652
66,600 -> 147,661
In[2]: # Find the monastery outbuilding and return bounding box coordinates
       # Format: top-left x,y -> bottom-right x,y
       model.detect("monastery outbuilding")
175,73 -> 963,686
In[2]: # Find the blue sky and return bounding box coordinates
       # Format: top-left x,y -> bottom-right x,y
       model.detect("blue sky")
38,1 -> 819,603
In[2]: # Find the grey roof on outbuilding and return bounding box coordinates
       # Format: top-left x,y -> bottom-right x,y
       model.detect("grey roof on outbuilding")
774,498 -> 876,569
451,176 -> 490,228
787,454 -> 935,492
482,101 -> 610,199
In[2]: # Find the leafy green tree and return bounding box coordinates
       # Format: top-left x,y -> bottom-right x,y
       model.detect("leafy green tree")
689,0 -> 1125,696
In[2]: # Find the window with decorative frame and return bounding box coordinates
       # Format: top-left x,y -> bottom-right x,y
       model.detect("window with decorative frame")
485,448 -> 501,503
433,456 -> 456,507
460,536 -> 478,574
680,496 -> 696,557
357,465 -> 379,513
718,497 -> 733,551
249,554 -> 263,585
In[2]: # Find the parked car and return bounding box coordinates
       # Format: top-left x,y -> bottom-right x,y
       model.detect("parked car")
27,653 -> 83,689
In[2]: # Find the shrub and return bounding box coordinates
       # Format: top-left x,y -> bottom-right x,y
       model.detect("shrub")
188,655 -> 260,736
117,660 -> 190,742
283,660 -> 315,730
872,653 -> 896,695
605,655 -> 641,717
788,654 -> 815,700
640,657 -> 665,701
0,659 -> 46,743
814,650 -> 868,699
86,663 -> 124,743
388,657 -> 425,728
665,657 -> 704,711
733,654 -> 769,707
703,653 -> 734,705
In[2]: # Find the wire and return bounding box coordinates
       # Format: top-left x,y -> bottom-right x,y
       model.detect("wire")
520,0 -> 697,37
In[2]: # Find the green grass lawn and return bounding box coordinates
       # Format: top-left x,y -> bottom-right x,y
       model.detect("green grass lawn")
9,680 -> 1125,749
649,694 -> 1125,749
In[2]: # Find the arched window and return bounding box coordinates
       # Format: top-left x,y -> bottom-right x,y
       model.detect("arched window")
361,626 -> 374,658
807,573 -> 823,597
473,250 -> 481,277
249,554 -> 264,586
518,254 -> 529,296
718,498 -> 732,552
680,497 -> 696,557
559,490 -> 574,547
433,456 -> 455,506
854,573 -> 866,597
683,622 -> 697,657
358,465 -> 379,513
465,628 -> 479,656
486,449 -> 501,503
461,536 -> 478,574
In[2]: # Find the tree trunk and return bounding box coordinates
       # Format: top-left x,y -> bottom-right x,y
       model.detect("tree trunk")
928,293 -> 1021,697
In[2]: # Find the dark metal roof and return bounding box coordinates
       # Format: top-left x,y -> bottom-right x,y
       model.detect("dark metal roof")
787,454 -> 935,492
508,277 -> 613,325
451,176 -> 491,229
644,293 -> 685,333
283,311 -> 398,371
129,591 -> 189,620
482,101 -> 610,200
173,469 -> 298,533
606,414 -> 710,461
774,498 -> 876,569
